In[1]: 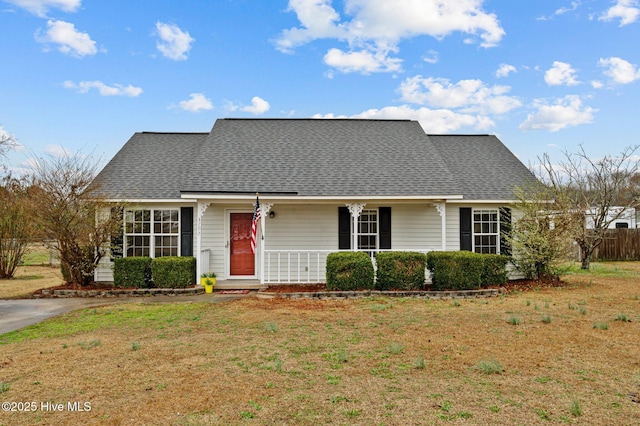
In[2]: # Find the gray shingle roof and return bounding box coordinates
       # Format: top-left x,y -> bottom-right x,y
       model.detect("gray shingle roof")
92,119 -> 537,201
92,132 -> 207,199
428,134 -> 537,200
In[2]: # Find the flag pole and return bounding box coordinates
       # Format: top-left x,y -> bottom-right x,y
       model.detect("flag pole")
256,192 -> 266,286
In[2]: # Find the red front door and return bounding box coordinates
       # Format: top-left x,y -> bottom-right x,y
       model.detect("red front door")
230,213 -> 255,276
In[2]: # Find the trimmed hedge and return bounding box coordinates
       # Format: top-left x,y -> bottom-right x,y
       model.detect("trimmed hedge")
482,254 -> 510,285
113,256 -> 152,288
151,256 -> 196,288
326,252 -> 375,291
426,251 -> 511,290
375,251 -> 427,290
426,251 -> 484,290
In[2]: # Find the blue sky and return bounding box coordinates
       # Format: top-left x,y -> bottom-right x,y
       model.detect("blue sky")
1,0 -> 639,173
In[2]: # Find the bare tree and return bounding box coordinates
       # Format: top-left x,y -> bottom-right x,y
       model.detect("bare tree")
31,152 -> 124,287
0,130 -> 17,168
0,175 -> 35,278
537,145 -> 640,269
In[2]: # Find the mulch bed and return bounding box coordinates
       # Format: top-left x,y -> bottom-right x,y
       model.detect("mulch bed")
264,279 -> 568,294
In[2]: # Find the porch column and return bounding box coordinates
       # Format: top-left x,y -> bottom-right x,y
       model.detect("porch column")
196,201 -> 211,283
346,203 -> 366,251
434,202 -> 446,251
259,202 -> 273,285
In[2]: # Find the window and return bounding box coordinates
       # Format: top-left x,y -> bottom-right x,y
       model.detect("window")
473,209 -> 498,254
125,209 -> 179,257
358,209 -> 378,251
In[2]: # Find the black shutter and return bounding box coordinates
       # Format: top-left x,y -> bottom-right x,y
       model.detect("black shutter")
460,207 -> 472,251
499,207 -> 512,256
338,207 -> 351,249
180,207 -> 194,257
110,207 -> 123,260
379,207 -> 392,250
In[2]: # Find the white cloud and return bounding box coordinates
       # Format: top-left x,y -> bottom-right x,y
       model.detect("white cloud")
155,22 -> 194,61
44,144 -> 71,158
538,1 -> 579,20
518,95 -> 596,132
599,0 -> 640,26
63,80 -> 142,97
178,93 -> 213,112
422,50 -> 439,64
398,76 -> 521,115
275,0 -> 346,53
496,63 -> 516,78
598,56 -> 640,84
555,1 -> 579,16
35,19 -> 97,57
275,0 -> 505,74
323,47 -> 402,73
240,96 -> 270,115
544,61 -> 579,86
314,104 -> 493,133
591,80 -> 604,89
5,0 -> 80,17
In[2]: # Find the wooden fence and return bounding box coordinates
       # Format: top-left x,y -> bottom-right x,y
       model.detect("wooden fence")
590,229 -> 640,261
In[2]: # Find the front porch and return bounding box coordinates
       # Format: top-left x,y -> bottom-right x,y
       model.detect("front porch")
194,197 -> 454,285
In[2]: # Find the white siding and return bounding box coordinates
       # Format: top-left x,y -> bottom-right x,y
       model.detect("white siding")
95,203 -> 196,283
389,204 -> 442,250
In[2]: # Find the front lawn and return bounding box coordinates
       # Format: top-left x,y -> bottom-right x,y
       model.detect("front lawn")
0,263 -> 639,424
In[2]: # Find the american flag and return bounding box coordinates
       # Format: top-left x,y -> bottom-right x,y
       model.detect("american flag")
250,194 -> 261,254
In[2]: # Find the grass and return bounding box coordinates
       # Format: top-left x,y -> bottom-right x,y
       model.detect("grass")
474,359 -> 504,374
560,261 -> 640,278
1,264 -> 640,424
0,265 -> 63,299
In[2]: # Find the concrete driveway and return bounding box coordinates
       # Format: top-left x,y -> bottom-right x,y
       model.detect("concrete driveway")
0,293 -> 251,335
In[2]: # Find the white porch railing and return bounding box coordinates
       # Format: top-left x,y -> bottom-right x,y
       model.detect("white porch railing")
263,249 -> 432,284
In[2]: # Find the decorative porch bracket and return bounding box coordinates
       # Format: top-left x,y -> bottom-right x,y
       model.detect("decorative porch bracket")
434,202 -> 447,251
259,202 -> 273,285
346,203 -> 366,252
196,202 -> 211,282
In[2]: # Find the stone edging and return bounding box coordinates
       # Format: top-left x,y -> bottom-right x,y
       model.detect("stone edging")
256,288 -> 503,300
35,287 -> 204,298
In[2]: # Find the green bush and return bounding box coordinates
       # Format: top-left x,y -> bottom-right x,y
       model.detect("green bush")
426,251 -> 484,290
113,257 -> 152,288
482,254 -> 510,285
326,252 -> 374,291
375,252 -> 427,290
151,256 -> 196,288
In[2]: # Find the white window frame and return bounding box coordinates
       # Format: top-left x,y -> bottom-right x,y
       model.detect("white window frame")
472,209 -> 500,254
124,208 -> 180,258
357,209 -> 378,251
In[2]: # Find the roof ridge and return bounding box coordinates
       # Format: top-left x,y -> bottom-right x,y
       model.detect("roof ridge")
220,118 -> 412,122
140,131 -> 209,135
427,134 -> 491,136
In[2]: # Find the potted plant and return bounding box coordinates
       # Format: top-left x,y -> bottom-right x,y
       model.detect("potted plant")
201,272 -> 217,294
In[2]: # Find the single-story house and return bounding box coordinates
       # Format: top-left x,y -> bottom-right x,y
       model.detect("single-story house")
92,118 -> 537,287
